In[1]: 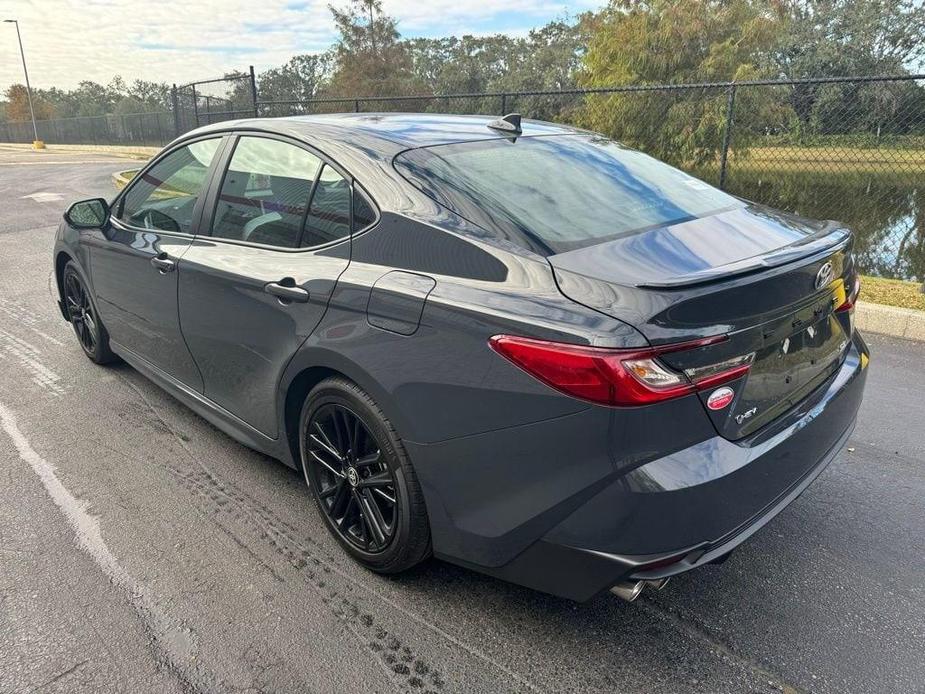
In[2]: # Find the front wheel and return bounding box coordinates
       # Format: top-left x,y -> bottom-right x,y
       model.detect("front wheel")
299,377 -> 431,573
62,261 -> 115,365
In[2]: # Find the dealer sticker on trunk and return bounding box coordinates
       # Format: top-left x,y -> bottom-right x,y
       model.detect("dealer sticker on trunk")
707,386 -> 735,410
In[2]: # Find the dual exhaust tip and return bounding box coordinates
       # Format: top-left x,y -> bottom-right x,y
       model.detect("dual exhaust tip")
610,577 -> 670,602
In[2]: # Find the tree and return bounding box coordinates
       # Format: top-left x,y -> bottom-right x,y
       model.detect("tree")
258,53 -> 333,111
773,0 -> 925,136
325,0 -> 423,97
774,0 -> 925,80
405,36 -> 517,96
576,0 -> 783,167
127,79 -> 172,110
3,84 -> 55,121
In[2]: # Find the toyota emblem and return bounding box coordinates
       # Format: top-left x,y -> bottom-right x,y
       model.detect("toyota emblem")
815,261 -> 834,290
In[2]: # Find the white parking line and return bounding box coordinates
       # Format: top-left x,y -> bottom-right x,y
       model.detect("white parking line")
0,160 -> 129,166
0,401 -> 197,685
20,192 -> 64,202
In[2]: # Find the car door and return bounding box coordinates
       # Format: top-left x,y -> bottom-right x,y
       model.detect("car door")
86,136 -> 224,390
177,133 -> 361,437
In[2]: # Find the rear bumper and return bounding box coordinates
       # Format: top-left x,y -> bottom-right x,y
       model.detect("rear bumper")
409,332 -> 869,601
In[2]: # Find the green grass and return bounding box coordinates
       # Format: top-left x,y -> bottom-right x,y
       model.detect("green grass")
860,275 -> 925,311
733,146 -> 925,176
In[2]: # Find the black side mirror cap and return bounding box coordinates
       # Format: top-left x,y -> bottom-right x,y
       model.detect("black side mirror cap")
64,198 -> 110,229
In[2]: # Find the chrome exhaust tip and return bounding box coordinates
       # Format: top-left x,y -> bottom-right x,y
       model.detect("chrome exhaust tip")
610,578 -> 671,602
646,577 -> 671,591
610,580 -> 645,602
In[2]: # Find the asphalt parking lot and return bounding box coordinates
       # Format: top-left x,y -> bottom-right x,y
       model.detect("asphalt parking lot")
1,146 -> 923,694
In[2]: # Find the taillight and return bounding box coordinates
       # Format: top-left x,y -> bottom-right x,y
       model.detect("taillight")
489,334 -> 754,407
835,275 -> 861,313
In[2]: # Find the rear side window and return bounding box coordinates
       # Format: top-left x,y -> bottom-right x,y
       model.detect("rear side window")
394,135 -> 743,254
212,136 -> 322,248
302,165 -> 351,247
352,186 -> 377,232
120,138 -> 220,233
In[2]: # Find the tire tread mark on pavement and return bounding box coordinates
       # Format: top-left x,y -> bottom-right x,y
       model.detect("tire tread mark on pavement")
122,374 -> 543,694
174,468 -> 435,693
0,297 -> 65,346
636,601 -> 804,694
28,658 -> 89,692
0,401 -> 207,694
0,328 -> 66,396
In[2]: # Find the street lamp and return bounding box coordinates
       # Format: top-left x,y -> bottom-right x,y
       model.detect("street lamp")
3,19 -> 43,148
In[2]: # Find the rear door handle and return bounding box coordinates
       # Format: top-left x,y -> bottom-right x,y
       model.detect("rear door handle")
150,253 -> 176,273
265,280 -> 309,303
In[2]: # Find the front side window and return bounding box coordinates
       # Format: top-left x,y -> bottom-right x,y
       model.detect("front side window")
119,138 -> 221,234
212,136 -> 324,248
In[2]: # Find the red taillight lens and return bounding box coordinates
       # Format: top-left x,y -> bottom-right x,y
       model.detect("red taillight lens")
835,275 -> 861,313
489,334 -> 752,407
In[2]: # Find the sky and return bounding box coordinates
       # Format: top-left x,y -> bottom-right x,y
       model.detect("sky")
0,0 -> 600,93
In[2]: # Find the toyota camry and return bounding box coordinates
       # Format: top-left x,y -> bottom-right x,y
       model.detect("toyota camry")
53,113 -> 868,601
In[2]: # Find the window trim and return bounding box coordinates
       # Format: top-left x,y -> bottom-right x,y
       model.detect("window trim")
202,131 -> 368,254
111,133 -> 228,239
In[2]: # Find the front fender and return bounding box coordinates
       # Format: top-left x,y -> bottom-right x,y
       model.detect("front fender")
53,225 -> 93,322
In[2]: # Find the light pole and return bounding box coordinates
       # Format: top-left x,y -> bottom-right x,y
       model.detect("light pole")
3,19 -> 43,148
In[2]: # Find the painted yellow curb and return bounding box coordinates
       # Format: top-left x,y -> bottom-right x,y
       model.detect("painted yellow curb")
111,169 -> 139,191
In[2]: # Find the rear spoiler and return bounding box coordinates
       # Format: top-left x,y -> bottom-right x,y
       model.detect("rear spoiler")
636,225 -> 852,289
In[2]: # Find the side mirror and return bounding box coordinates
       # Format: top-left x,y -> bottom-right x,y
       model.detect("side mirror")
64,198 -> 110,229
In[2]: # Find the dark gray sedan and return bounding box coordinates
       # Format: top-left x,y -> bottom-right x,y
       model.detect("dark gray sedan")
53,113 -> 868,602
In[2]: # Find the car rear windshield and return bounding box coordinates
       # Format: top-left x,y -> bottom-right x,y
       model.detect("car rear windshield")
394,134 -> 744,254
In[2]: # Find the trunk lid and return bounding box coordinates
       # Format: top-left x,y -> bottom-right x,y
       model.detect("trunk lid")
550,204 -> 856,440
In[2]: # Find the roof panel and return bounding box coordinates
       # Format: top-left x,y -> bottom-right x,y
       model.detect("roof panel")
192,112 -> 579,158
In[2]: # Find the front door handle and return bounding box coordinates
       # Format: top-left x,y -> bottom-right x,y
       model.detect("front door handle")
150,253 -> 176,273
265,280 -> 309,304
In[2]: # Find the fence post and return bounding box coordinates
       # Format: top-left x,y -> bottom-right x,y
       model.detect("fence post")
249,65 -> 258,117
718,83 -> 737,190
354,99 -> 360,113
500,93 -> 507,114
171,84 -> 180,138
191,84 -> 199,127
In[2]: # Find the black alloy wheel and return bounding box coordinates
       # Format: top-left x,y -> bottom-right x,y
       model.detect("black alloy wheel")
64,269 -> 98,355
299,377 -> 431,574
62,262 -> 115,365
306,403 -> 398,553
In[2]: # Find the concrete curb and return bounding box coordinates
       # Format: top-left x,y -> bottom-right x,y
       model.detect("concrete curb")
0,142 -> 159,159
111,169 -> 139,191
856,300 -> 925,341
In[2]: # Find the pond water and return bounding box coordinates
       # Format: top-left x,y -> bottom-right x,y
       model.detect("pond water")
720,168 -> 925,281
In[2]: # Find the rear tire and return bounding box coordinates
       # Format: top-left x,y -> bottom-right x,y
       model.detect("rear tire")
62,261 -> 115,365
299,377 -> 431,574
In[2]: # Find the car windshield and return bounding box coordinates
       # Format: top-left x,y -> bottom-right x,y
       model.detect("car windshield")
394,134 -> 744,254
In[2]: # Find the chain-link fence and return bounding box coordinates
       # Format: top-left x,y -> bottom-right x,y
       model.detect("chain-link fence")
0,110 -> 174,146
266,75 -> 925,281
174,69 -> 257,133
2,73 -> 923,280
0,69 -> 258,147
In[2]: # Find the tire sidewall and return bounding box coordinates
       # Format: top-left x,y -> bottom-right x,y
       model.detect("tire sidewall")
63,262 -> 106,362
299,381 -> 418,572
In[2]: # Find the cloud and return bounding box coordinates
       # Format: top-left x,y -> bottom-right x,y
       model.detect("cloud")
0,0 -> 599,93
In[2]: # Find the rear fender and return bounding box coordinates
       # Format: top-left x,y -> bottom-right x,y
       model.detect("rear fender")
276,342 -> 412,469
